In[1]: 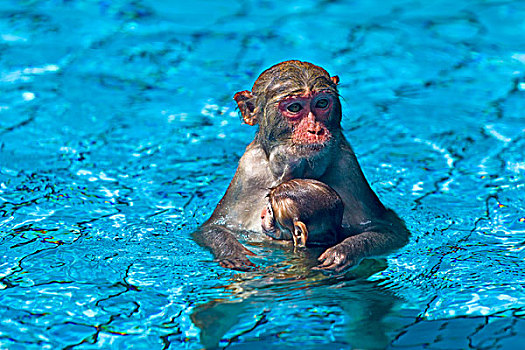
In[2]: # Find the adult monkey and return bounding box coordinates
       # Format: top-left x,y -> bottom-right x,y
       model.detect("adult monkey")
193,60 -> 409,272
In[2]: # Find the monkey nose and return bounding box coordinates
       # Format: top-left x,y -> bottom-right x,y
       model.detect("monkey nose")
307,124 -> 325,136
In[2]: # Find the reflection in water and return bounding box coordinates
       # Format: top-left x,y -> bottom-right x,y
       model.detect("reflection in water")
191,249 -> 399,349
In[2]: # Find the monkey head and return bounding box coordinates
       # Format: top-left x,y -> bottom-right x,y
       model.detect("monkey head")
234,61 -> 342,169
261,179 -> 344,248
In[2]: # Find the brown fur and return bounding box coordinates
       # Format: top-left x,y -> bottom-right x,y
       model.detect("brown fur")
269,179 -> 342,229
194,60 -> 409,272
265,179 -> 344,246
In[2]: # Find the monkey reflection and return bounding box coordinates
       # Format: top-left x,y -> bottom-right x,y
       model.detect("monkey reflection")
261,179 -> 343,248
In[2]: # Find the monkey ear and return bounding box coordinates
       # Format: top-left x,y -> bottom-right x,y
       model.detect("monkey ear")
233,90 -> 258,126
293,221 -> 308,247
331,76 -> 340,85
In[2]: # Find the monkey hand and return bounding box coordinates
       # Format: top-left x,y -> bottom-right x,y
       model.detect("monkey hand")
216,244 -> 257,272
314,241 -> 359,273
194,224 -> 258,272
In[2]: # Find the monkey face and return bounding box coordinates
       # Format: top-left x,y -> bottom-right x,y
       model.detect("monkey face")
261,202 -> 294,241
261,203 -> 275,234
234,61 -> 341,160
261,208 -> 336,248
261,201 -> 311,247
278,91 -> 336,148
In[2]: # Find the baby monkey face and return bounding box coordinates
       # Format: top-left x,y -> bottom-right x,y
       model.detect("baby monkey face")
261,204 -> 340,248
261,202 -> 276,236
261,179 -> 343,248
261,201 -> 308,247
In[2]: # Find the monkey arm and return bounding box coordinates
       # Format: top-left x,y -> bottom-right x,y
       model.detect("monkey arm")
316,212 -> 409,272
193,224 -> 257,271
312,140 -> 409,272
192,145 -> 273,272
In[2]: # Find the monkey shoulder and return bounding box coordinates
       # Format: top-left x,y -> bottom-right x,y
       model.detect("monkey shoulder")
208,143 -> 274,233
230,144 -> 272,190
238,143 -> 272,178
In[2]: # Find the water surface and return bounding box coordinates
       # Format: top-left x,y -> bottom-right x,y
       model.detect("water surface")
1,0 -> 524,349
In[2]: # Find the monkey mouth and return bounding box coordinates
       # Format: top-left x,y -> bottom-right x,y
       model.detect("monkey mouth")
293,145 -> 323,157
292,131 -> 332,149
293,139 -> 330,152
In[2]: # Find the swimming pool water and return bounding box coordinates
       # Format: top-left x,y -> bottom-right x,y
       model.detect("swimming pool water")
1,0 -> 524,349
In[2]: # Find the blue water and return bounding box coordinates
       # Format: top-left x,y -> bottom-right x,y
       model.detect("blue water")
1,0 -> 524,349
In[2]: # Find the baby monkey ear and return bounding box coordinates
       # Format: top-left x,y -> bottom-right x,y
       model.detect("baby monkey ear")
293,221 -> 308,247
233,90 -> 258,126
331,75 -> 340,85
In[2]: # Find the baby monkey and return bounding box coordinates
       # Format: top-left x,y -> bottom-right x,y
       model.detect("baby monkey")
261,179 -> 344,248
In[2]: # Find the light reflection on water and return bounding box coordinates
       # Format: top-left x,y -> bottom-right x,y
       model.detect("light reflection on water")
1,0 -> 524,349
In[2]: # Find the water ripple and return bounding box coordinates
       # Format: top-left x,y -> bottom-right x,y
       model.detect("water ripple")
1,0 -> 525,349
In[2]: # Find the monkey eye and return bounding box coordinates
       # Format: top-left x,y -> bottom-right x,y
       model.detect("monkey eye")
286,103 -> 303,113
315,99 -> 329,109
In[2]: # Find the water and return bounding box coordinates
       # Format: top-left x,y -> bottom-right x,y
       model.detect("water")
1,0 -> 524,349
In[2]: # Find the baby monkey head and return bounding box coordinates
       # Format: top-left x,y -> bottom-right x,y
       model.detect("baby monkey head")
261,178 -> 343,247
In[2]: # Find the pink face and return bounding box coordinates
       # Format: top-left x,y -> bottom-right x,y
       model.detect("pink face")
261,203 -> 292,241
278,91 -> 335,145
261,203 -> 275,234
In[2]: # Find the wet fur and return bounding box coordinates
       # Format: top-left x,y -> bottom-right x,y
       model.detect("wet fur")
194,60 -> 409,272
